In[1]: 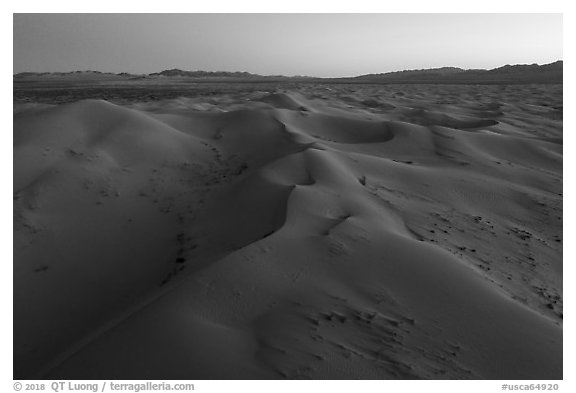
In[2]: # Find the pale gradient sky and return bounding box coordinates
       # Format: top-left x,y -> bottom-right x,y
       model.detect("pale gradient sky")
13,13 -> 562,77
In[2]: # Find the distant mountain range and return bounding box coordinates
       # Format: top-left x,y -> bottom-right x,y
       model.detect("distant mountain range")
13,61 -> 562,84
352,61 -> 562,83
149,69 -> 277,78
12,69 -> 290,80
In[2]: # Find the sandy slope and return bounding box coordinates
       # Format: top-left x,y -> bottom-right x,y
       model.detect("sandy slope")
13,84 -> 562,379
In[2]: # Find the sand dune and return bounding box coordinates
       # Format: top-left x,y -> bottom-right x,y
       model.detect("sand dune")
13,84 -> 562,379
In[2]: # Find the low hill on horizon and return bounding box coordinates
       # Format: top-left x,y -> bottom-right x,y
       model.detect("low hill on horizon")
352,61 -> 562,84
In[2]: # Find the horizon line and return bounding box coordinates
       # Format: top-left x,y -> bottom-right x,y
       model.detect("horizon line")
13,59 -> 563,79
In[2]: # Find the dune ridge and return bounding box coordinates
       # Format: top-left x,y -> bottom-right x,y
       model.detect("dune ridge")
14,84 -> 562,379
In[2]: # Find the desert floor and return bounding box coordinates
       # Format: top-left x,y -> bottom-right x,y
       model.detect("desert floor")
14,82 -> 562,379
